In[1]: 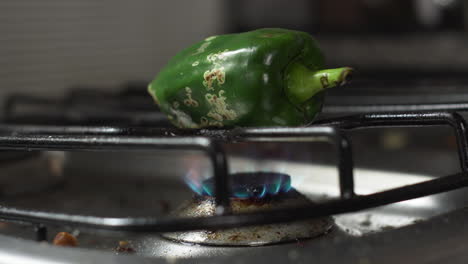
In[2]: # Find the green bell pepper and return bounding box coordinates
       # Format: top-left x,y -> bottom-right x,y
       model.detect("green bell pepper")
148,28 -> 352,128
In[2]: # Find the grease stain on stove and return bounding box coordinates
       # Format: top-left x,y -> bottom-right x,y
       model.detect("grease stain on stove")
359,214 -> 372,227
381,225 -> 395,231
205,230 -> 220,240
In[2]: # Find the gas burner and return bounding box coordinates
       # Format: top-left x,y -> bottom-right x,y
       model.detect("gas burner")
188,172 -> 293,199
164,172 -> 333,246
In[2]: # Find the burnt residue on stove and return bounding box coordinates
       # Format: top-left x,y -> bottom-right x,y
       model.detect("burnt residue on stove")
163,172 -> 334,246
114,241 -> 136,254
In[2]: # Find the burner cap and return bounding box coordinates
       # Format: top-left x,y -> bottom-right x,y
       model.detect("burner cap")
163,188 -> 333,246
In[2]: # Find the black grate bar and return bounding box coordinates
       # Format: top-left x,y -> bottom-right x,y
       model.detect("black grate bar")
230,126 -> 355,198
0,172 -> 465,232
0,124 -> 126,135
0,134 -> 212,152
34,224 -> 47,242
230,126 -> 337,141
0,125 -> 355,199
0,112 -> 466,233
323,102 -> 468,114
316,112 -> 468,172
210,141 -> 230,212
0,133 -> 231,212
0,126 -> 355,212
337,132 -> 354,199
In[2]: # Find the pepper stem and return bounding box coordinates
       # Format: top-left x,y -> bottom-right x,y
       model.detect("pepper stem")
285,63 -> 353,106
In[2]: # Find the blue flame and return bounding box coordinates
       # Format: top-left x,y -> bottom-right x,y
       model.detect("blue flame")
185,172 -> 292,199
257,186 -> 267,198
186,180 -> 203,196
185,169 -> 207,196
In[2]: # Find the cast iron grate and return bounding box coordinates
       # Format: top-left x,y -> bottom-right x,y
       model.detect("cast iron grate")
7,82 -> 468,125
3,83 -> 169,127
0,111 -> 467,242
4,85 -> 468,241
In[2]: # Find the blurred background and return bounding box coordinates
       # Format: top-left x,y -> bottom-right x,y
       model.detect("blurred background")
1,0 -> 468,101
0,0 -> 465,191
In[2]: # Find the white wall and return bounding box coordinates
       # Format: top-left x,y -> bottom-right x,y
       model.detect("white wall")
0,0 -> 225,100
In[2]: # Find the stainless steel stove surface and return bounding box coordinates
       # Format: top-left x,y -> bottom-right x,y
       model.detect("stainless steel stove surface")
0,149 -> 463,263
0,83 -> 467,264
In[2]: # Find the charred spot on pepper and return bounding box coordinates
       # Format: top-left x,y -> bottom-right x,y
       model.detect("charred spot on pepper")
320,74 -> 330,89
204,90 -> 237,125
183,87 -> 199,107
200,116 -> 223,127
203,68 -> 226,91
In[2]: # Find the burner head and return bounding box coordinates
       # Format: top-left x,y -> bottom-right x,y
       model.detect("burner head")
165,173 -> 333,246
187,172 -> 292,199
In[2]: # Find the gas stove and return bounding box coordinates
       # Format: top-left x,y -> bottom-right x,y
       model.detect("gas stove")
0,82 -> 468,263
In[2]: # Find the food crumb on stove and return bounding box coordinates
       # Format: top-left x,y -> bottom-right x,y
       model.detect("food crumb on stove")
115,240 -> 135,253
52,232 -> 78,247
119,241 -> 128,247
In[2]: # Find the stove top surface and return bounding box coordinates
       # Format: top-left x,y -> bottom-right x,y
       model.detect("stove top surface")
0,82 -> 467,263
0,151 -> 464,263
